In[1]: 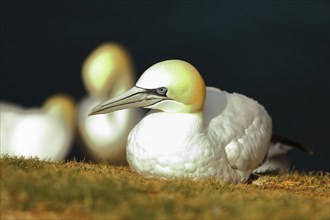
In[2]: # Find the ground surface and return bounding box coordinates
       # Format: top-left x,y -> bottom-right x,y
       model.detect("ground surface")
0,157 -> 329,219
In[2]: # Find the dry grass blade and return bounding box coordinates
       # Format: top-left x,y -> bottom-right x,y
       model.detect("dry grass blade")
1,156 -> 329,219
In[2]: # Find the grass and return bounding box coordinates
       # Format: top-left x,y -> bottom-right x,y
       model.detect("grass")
0,156 -> 329,219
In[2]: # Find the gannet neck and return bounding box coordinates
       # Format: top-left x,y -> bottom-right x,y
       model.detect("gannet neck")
110,69 -> 135,97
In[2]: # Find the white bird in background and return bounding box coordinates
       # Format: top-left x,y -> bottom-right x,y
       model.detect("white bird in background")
0,94 -> 75,161
89,60 -> 312,183
77,43 -> 143,164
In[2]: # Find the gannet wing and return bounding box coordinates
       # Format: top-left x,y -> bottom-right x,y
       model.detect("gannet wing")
205,87 -> 272,172
203,87 -> 227,127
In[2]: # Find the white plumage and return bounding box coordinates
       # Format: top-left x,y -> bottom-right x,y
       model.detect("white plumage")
89,60 -> 275,183
77,43 -> 143,164
77,96 -> 142,164
127,87 -> 272,183
0,95 -> 75,161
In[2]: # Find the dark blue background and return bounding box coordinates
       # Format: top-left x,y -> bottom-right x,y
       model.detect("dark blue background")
1,1 -> 329,171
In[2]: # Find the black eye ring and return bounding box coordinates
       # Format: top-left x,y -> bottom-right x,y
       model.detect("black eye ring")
156,87 -> 167,95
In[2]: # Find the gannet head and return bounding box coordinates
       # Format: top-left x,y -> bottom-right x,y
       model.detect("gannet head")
89,60 -> 206,115
43,94 -> 76,128
82,43 -> 134,99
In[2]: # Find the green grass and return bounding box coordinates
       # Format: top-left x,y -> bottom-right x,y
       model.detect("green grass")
1,156 -> 329,219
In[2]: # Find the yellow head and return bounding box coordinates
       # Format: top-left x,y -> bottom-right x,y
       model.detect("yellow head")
43,94 -> 76,128
137,60 -> 206,113
82,43 -> 134,99
88,60 -> 206,115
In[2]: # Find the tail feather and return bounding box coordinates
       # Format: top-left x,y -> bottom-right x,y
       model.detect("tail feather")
271,134 -> 314,155
253,134 -> 313,175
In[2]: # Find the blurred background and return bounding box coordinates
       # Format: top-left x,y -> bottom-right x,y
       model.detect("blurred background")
1,1 -> 329,171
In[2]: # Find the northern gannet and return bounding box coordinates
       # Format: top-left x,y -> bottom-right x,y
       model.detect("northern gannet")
77,43 -> 142,164
88,60 -> 303,183
0,94 -> 75,161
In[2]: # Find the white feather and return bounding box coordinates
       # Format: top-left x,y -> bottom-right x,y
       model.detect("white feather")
127,87 -> 272,183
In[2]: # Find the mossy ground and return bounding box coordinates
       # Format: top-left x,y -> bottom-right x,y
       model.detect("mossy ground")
1,156 -> 329,219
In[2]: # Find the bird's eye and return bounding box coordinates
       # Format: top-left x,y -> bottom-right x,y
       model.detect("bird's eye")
156,87 -> 167,95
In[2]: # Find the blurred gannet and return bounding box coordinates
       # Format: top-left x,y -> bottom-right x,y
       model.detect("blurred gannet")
0,94 -> 75,161
88,60 -> 308,183
77,43 -> 142,164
